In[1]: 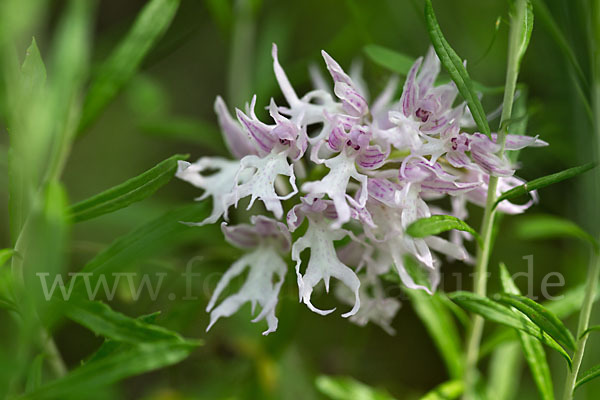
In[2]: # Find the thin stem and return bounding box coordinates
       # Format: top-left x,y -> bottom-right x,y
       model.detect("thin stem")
227,0 -> 255,108
462,0 -> 527,397
562,1 -> 600,398
39,327 -> 68,378
562,255 -> 600,400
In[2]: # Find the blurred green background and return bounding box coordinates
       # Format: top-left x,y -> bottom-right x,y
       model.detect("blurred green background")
0,0 -> 598,399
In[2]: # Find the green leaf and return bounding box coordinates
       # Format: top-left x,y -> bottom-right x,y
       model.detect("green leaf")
139,117 -> 228,154
579,325 -> 600,339
20,38 -> 46,99
495,293 -> 576,352
402,261 -> 464,379
62,300 -> 188,344
406,215 -> 481,247
421,380 -> 463,400
512,0 -> 534,68
18,341 -> 199,400
0,249 -> 14,268
69,203 -> 210,296
78,0 -> 180,133
480,280 -> 600,355
531,0 -> 587,87
544,280 -> 600,318
24,354 -> 44,393
363,44 -> 414,75
424,0 -> 491,137
487,342 -> 522,400
494,163 -> 597,209
363,44 -> 503,94
315,375 -> 396,400
449,291 -> 572,365
499,264 -> 554,400
8,37 -> 50,243
514,214 -> 599,251
575,364 -> 600,390
68,154 -> 188,223
20,181 -> 71,311
44,0 -> 94,181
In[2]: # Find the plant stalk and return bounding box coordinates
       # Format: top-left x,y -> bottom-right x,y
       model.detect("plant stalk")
462,0 -> 527,397
561,1 -> 600,398
562,255 -> 600,400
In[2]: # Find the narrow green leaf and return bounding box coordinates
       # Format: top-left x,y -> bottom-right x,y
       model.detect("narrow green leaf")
495,293 -> 576,352
62,300 -> 186,344
315,375 -> 396,400
575,364 -> 600,390
400,256 -> 463,379
205,0 -> 233,33
44,0 -> 94,181
78,0 -> 180,133
494,163 -> 597,209
500,264 -> 554,400
480,280 -> 600,355
363,44 -> 414,75
487,342 -> 522,400
8,37 -> 50,243
0,249 -> 14,268
512,0 -> 534,68
20,181 -> 71,311
24,354 -> 44,393
19,341 -> 199,400
68,154 -> 188,223
405,290 -> 464,379
363,44 -> 504,94
70,203 -> 210,296
139,117 -> 227,154
421,380 -> 463,400
514,214 -> 599,251
424,0 -> 491,136
406,215 -> 481,247
579,325 -> 600,339
545,280 -> 600,318
531,0 -> 587,87
449,291 -> 572,365
20,38 -> 46,98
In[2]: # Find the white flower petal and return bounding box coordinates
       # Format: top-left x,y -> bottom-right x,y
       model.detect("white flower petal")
206,246 -> 287,335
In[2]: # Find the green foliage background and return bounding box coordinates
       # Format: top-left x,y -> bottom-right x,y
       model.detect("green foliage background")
0,0 -> 597,399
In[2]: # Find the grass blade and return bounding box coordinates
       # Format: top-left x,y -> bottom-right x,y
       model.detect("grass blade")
78,0 -> 180,133
68,154 -> 188,223
424,0 -> 491,136
494,162 -> 597,208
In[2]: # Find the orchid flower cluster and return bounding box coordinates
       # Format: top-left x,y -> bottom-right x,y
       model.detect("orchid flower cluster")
176,44 -> 547,335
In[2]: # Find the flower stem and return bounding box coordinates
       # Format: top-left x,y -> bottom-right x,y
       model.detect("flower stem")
561,255 -> 600,400
561,2 -> 600,398
462,0 -> 527,397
